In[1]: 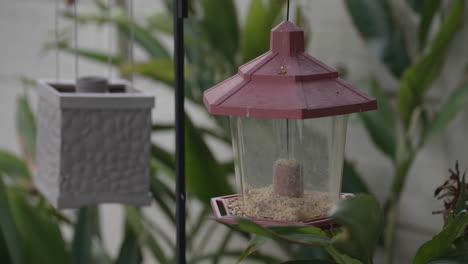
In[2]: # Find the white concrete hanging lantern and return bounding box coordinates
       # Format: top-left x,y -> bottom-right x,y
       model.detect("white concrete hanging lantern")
35,77 -> 154,209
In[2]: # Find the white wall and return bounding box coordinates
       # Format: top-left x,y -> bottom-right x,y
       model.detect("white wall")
1,0 -> 467,263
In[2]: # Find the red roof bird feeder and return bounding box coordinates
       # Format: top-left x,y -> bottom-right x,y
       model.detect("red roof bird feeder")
204,21 -> 377,227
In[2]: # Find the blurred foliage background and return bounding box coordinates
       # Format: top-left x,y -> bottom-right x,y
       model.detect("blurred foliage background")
0,0 -> 468,264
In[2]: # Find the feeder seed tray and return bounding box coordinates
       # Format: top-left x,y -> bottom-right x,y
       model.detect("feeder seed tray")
211,193 -> 353,228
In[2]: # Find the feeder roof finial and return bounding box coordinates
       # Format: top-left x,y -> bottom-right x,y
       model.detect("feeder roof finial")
270,21 -> 305,56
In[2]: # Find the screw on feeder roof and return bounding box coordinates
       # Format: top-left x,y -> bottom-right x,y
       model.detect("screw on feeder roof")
203,21 -> 377,119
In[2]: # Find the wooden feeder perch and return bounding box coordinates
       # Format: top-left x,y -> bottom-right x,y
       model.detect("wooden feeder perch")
204,21 -> 377,227
35,78 -> 154,209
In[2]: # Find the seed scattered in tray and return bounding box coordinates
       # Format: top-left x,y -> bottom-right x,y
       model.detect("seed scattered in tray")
226,185 -> 334,221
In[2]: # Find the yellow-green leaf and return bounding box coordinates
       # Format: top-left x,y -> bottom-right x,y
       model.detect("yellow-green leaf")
413,212 -> 468,264
420,81 -> 468,147
398,0 -> 465,126
0,176 -> 25,264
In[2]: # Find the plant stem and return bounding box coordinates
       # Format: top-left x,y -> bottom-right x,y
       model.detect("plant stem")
383,197 -> 399,264
384,157 -> 413,264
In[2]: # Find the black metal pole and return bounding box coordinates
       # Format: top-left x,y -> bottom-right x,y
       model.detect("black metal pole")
175,0 -> 187,264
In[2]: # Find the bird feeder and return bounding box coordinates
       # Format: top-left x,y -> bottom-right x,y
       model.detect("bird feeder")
35,78 -> 154,209
205,21 -> 377,227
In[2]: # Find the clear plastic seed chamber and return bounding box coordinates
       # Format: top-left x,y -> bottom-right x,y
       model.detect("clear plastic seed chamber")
204,21 -> 377,226
231,116 -> 348,222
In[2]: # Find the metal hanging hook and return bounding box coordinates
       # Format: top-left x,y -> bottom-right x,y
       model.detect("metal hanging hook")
286,0 -> 290,21
55,0 -> 60,81
73,1 -> 79,80
129,0 -> 135,85
106,0 -> 112,80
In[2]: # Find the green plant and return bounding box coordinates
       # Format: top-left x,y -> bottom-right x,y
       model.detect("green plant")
412,162 -> 468,264
342,0 -> 468,263
233,169 -> 468,264
2,0 -> 468,263
0,0 -> 335,264
224,0 -> 468,264
232,194 -> 384,264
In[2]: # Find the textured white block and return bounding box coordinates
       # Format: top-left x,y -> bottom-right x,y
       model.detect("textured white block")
35,79 -> 154,209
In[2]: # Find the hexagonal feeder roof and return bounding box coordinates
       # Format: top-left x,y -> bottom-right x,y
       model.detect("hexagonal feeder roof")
203,21 -> 377,119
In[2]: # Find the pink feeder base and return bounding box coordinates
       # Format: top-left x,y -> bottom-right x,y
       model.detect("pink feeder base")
211,193 -> 354,228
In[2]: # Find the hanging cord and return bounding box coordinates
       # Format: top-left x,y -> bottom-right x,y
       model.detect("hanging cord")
107,0 -> 112,80
73,2 -> 79,80
128,0 -> 135,85
286,0 -> 290,21
55,0 -> 60,81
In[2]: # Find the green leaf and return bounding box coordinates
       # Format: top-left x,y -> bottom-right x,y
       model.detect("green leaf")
429,237 -> 468,264
281,260 -> 337,264
191,250 -> 282,264
383,27 -> 411,77
330,195 -> 383,262
430,255 -> 468,264
149,176 -> 175,224
90,244 -> 113,264
0,151 -> 30,179
234,218 -> 274,238
70,208 -> 96,264
117,20 -> 170,59
344,0 -> 389,50
420,81 -> 468,147
125,208 -> 167,263
235,217 -> 330,247
358,81 -> 396,159
413,212 -> 468,264
115,227 -> 141,264
145,12 -> 173,35
8,188 -> 67,264
326,246 -> 363,264
268,225 -> 329,239
119,59 -> 174,86
331,232 -> 362,262
16,96 -> 36,163
344,0 -> 410,76
455,175 -> 466,215
341,160 -> 370,194
185,115 -> 233,202
200,0 -> 239,64
408,0 -> 424,13
241,0 -> 284,62
237,235 -> 268,263
419,0 -> 441,49
151,144 -> 175,172
0,229 -> 12,263
295,245 -> 330,262
398,0 -> 465,126
151,123 -> 174,132
0,176 -> 25,264
453,236 -> 468,251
